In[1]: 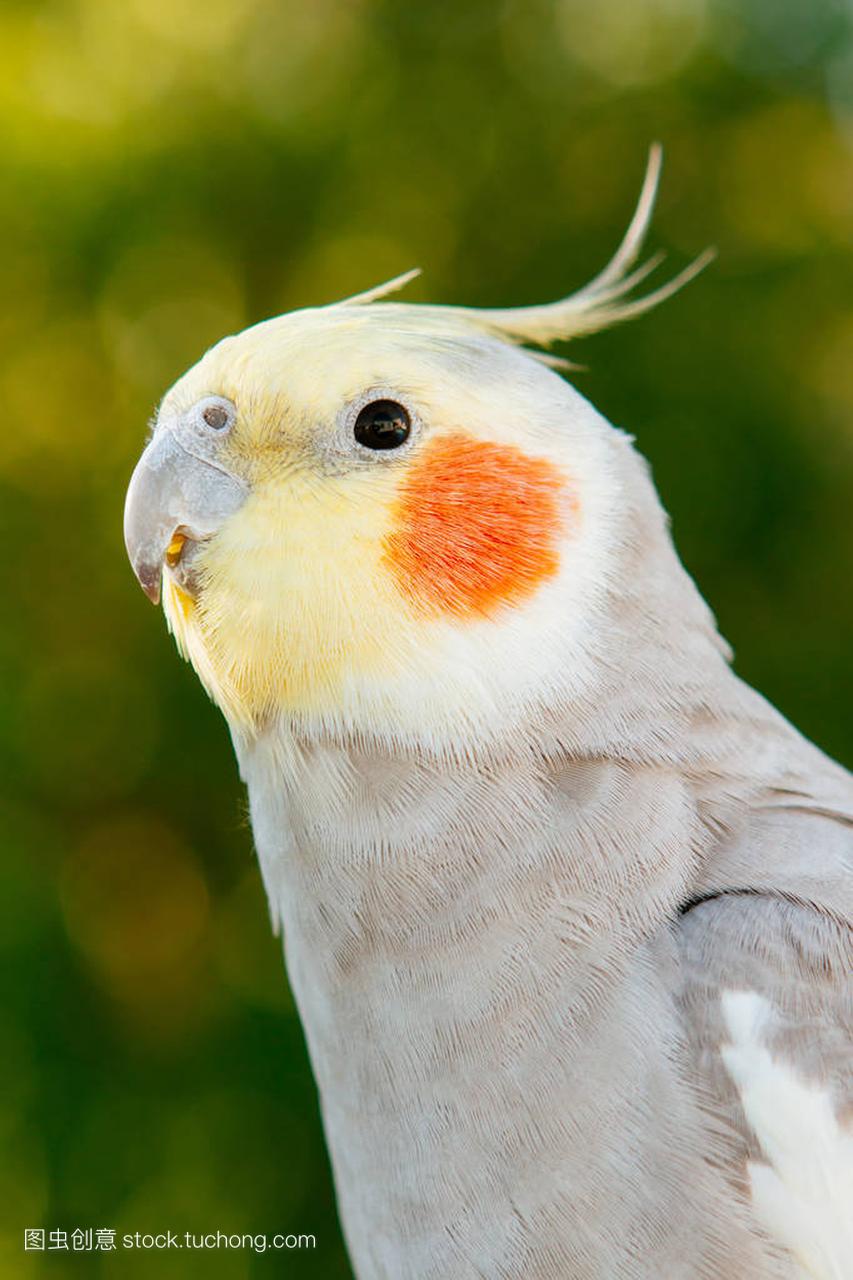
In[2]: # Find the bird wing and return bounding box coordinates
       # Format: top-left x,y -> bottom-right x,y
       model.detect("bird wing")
676,890 -> 853,1280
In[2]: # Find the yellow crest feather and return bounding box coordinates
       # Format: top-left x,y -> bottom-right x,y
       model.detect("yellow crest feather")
338,146 -> 713,362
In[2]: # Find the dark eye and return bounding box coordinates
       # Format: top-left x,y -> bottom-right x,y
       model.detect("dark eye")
353,400 -> 411,450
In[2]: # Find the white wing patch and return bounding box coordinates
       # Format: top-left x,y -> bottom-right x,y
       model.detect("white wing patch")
721,990 -> 853,1280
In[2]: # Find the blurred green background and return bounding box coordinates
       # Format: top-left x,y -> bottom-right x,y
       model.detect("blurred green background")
2,0 -> 852,1275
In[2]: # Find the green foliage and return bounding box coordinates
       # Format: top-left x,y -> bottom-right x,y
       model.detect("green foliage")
1,1 -> 851,1274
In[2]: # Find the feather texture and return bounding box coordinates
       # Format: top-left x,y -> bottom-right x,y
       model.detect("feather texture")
336,146 -> 715,356
130,155 -> 853,1280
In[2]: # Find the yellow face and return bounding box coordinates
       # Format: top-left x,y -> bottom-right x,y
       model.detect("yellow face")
164,450 -> 419,725
122,154 -> 698,739
127,304 -> 575,735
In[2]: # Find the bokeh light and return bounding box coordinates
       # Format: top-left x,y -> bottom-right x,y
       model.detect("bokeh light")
2,0 -> 852,1276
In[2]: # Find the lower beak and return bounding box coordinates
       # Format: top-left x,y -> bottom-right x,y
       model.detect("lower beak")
123,430 -> 248,605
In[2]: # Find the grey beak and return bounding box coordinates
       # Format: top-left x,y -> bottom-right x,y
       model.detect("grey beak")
124,430 -> 248,605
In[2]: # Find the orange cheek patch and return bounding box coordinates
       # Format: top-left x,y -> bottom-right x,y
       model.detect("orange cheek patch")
383,433 -> 568,620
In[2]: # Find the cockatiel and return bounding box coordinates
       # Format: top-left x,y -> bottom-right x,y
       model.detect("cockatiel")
124,149 -> 852,1280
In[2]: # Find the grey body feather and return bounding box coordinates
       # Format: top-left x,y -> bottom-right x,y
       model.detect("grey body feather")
123,151 -> 852,1274
234,404 -> 853,1279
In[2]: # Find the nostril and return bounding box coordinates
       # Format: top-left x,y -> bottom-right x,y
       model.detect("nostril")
202,403 -> 230,430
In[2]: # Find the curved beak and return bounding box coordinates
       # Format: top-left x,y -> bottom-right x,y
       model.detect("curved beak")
124,430 -> 248,605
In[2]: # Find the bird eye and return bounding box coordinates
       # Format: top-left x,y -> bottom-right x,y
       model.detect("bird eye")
353,400 -> 411,450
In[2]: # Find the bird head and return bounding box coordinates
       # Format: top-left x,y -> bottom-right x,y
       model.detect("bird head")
124,149 -> 713,749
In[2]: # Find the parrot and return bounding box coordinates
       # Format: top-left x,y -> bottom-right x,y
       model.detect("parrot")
123,148 -> 852,1280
